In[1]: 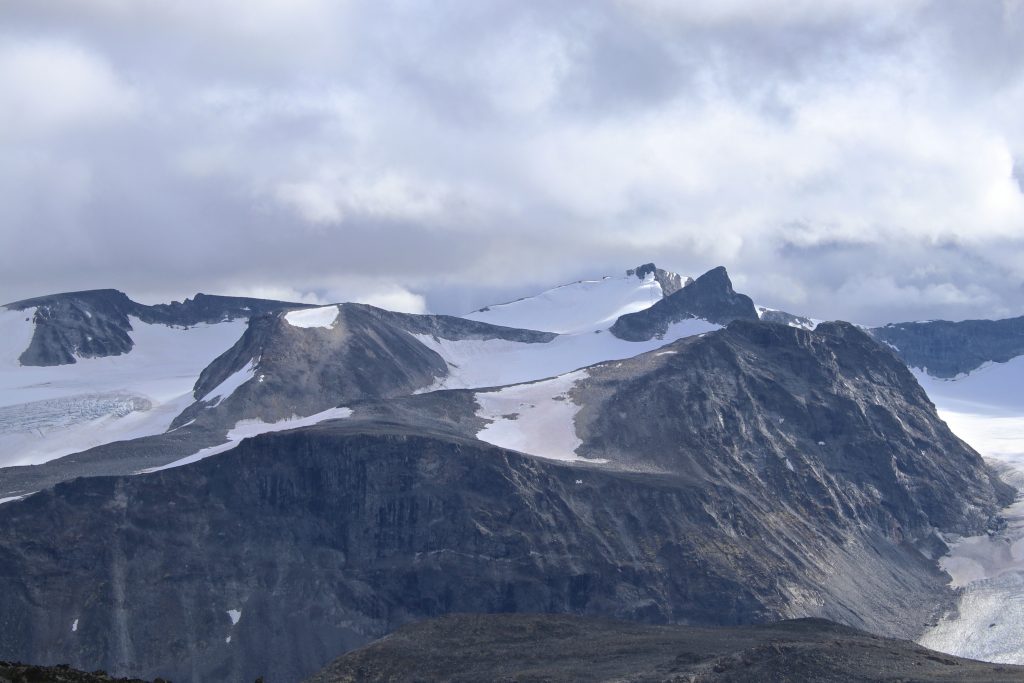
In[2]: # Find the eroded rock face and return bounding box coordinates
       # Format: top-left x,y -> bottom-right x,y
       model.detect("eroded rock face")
870,316 -> 1024,378
0,419 -> 1005,683
611,266 -> 758,341
576,320 -> 1011,536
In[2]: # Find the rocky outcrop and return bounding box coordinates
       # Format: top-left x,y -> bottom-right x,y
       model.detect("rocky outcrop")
611,266 -> 757,341
6,290 -> 138,366
306,613 -> 1024,683
756,306 -> 816,329
170,303 -> 555,432
4,289 -> 311,367
870,316 -> 1024,378
627,263 -> 692,297
0,660 -> 157,682
576,320 -> 1011,536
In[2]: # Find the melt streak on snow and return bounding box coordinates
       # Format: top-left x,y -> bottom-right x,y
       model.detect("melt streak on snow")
0,310 -> 247,467
284,305 -> 339,329
475,371 -> 603,464
143,406 -> 353,472
916,356 -> 1024,664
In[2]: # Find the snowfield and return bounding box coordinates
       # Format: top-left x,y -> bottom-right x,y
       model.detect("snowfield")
0,309 -> 246,467
416,318 -> 719,391
284,305 -> 339,329
464,273 -> 665,334
916,357 -> 1024,663
475,371 -> 604,463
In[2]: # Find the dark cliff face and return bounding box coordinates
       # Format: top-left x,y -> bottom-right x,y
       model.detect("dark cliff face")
870,316 -> 1024,378
0,427 -> 767,683
5,289 -> 311,367
611,266 -> 758,341
0,425 -> 968,683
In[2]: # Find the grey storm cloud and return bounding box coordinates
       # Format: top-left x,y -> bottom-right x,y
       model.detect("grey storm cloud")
1,0 -> 1023,324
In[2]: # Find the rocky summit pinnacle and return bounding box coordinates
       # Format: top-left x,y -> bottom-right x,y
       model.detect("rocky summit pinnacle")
626,263 -> 692,297
611,265 -> 758,340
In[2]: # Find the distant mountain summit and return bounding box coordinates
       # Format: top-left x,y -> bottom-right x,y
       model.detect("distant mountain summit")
870,316 -> 1024,378
611,266 -> 758,340
5,288 -> 312,366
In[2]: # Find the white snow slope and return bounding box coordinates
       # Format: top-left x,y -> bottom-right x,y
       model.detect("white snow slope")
475,371 -> 605,464
464,273 -> 665,334
427,272 -> 718,391
0,309 -> 246,467
916,356 -> 1024,663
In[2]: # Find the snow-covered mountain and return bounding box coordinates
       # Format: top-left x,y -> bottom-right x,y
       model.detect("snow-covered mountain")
1,263 -> 1023,682
0,265 -> 725,491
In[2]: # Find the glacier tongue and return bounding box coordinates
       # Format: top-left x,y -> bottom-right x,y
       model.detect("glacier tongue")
0,314 -> 247,467
916,358 -> 1024,663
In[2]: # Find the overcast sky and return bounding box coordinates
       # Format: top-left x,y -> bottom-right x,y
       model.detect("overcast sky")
2,0 -> 1023,324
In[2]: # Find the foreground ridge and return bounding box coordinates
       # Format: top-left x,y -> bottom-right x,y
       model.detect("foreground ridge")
306,613 -> 1024,682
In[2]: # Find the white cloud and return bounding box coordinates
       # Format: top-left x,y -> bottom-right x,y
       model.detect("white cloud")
1,0 -> 1023,323
0,38 -> 138,138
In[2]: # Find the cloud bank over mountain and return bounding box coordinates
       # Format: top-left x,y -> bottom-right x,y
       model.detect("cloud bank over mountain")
2,0 -> 1023,322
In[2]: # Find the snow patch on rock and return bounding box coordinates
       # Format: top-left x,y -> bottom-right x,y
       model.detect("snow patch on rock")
475,371 -> 602,464
285,306 -> 339,329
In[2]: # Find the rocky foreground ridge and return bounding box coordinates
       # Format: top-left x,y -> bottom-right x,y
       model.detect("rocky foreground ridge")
306,613 -> 1024,682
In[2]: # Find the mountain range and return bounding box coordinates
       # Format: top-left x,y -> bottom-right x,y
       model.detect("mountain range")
0,264 -> 1022,682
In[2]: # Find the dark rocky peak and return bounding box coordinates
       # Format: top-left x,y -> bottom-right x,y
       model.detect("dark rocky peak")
577,318 -> 1010,537
173,302 -> 561,432
869,315 -> 1024,378
610,265 -> 758,341
171,302 -> 556,433
626,262 -> 692,297
5,289 -> 141,366
4,287 -> 312,367
757,305 -> 817,329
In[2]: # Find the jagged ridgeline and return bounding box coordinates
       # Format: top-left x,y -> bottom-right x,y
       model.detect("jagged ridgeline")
0,264 -> 1019,682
